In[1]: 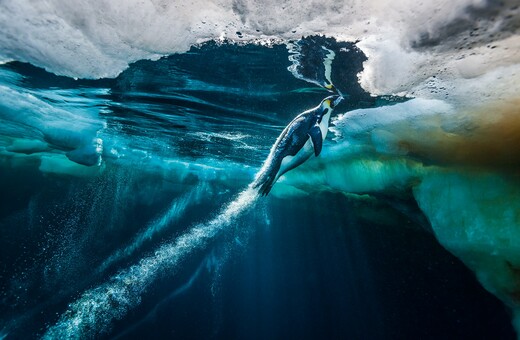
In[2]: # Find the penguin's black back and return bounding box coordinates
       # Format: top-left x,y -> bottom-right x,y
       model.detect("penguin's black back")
253,109 -> 319,195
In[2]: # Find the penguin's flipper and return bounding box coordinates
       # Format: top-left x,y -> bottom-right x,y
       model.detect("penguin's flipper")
308,125 -> 323,156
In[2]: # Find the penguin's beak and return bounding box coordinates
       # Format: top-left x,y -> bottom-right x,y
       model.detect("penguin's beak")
330,95 -> 343,109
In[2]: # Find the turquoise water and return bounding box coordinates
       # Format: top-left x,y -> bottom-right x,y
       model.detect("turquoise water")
1,2 -> 520,339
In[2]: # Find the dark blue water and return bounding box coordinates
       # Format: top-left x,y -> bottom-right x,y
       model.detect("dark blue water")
0,38 -> 515,339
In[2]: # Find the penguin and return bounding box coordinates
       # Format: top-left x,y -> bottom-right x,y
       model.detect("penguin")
253,95 -> 343,196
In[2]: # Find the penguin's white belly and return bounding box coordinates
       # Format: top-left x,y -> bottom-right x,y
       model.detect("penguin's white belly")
277,139 -> 313,180
320,111 -> 331,139
276,111 -> 331,181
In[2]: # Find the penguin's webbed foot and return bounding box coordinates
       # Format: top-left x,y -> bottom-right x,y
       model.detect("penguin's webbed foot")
253,175 -> 276,196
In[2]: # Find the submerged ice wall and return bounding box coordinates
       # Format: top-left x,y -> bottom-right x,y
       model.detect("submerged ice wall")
1,0 -> 520,336
275,95 -> 520,334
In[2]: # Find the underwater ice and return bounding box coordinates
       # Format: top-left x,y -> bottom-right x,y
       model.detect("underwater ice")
0,72 -> 106,169
276,96 -> 520,335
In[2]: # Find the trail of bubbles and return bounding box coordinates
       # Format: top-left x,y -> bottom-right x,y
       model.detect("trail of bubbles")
97,184 -> 208,273
43,187 -> 258,339
111,251 -> 217,339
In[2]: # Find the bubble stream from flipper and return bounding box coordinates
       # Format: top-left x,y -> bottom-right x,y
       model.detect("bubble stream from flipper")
43,187 -> 259,339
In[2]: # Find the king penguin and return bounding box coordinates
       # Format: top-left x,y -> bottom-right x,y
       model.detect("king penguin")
253,95 -> 343,196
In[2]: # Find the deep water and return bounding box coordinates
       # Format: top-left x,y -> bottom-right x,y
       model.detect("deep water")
0,166 -> 515,339
0,38 -> 516,339
113,193 -> 515,340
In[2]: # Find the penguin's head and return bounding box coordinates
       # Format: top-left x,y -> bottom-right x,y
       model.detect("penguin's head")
324,83 -> 337,93
321,95 -> 343,110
